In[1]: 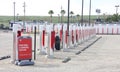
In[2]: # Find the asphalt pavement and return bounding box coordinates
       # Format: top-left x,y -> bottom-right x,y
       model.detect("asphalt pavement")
0,32 -> 120,72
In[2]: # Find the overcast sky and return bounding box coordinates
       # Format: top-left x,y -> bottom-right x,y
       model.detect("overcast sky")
0,0 -> 120,16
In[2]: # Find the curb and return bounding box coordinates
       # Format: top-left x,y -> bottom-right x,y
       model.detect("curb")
0,55 -> 11,60
75,36 -> 102,55
62,57 -> 71,63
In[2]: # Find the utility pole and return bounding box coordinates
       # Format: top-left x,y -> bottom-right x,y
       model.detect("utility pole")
67,0 -> 70,35
115,5 -> 119,14
67,0 -> 70,33
81,0 -> 84,26
23,2 -> 26,29
13,2 -> 16,23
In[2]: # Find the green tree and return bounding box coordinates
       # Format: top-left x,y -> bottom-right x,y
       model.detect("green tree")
112,14 -> 119,22
105,15 -> 112,23
48,10 -> 54,23
76,14 -> 80,23
70,11 -> 74,23
60,10 -> 66,23
105,14 -> 120,22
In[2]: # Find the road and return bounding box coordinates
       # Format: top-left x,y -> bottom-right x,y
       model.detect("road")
0,32 -> 120,72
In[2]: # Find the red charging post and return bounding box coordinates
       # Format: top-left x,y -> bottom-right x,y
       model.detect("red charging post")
51,31 -> 55,51
47,26 -> 55,58
12,24 -> 34,66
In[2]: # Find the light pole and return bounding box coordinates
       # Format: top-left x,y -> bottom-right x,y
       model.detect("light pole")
67,0 -> 70,48
67,0 -> 70,35
115,5 -> 119,22
61,6 -> 63,24
89,0 -> 91,26
81,0 -> 84,26
115,5 -> 119,14
13,2 -> 15,23
17,13 -> 19,21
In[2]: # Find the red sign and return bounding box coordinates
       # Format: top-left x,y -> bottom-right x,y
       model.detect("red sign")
18,36 -> 32,60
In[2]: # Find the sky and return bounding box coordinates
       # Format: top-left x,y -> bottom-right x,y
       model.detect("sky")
0,0 -> 120,16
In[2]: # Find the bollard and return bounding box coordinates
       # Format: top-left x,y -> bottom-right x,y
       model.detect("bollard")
79,25 -> 82,44
34,27 -> 36,60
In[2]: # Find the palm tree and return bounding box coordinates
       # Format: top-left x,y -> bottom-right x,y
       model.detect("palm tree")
70,11 -> 74,23
48,10 -> 54,23
76,14 -> 80,23
60,10 -> 66,23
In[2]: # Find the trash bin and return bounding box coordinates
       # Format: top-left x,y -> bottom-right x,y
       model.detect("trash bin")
55,36 -> 60,50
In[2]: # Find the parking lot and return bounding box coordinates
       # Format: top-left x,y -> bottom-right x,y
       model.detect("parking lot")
0,31 -> 120,72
